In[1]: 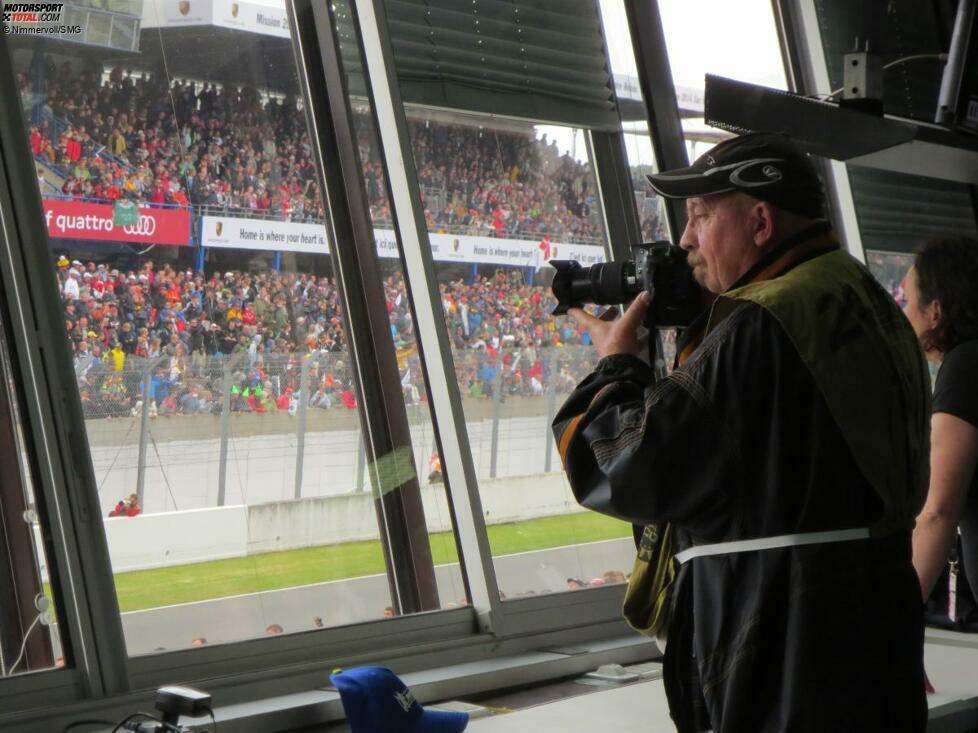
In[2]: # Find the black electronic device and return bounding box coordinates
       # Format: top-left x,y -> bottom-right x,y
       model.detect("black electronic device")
155,685 -> 213,727
550,241 -> 703,329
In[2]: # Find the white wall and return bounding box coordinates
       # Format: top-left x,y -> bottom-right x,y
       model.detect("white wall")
106,505 -> 249,572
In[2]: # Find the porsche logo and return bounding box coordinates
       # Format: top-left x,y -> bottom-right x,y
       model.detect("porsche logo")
452,238 -> 460,252
178,0 -> 190,15
231,2 -> 239,17
215,221 -> 223,236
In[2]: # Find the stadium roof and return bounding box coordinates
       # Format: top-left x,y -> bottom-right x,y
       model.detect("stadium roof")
128,0 -> 703,123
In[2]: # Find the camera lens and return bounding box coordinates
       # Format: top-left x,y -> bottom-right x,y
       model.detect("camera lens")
586,261 -> 638,305
551,260 -> 640,312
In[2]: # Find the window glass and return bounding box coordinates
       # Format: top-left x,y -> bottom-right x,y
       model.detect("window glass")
866,250 -> 914,305
9,0 -> 460,655
605,1 -> 786,370
657,0 -> 786,160
379,4 -> 639,600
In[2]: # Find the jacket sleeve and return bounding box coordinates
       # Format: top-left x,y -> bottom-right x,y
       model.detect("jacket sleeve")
553,310 -> 763,539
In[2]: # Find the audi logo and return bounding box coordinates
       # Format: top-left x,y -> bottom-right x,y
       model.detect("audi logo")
122,215 -> 157,236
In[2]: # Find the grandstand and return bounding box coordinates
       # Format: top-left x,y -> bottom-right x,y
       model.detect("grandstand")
10,0 -> 670,425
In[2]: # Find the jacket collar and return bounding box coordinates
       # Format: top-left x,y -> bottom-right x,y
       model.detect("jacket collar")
728,220 -> 835,290
675,221 -> 836,365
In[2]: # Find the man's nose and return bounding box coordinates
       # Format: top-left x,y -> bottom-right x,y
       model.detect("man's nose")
678,222 -> 695,250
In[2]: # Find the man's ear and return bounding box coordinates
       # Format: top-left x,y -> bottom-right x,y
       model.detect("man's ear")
752,201 -> 776,247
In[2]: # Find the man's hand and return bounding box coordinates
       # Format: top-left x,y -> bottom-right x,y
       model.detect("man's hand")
568,291 -> 651,359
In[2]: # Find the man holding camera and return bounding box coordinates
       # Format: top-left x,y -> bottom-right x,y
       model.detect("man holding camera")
554,133 -> 929,731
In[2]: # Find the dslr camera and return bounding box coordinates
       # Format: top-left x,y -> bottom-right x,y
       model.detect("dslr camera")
550,241 -> 702,328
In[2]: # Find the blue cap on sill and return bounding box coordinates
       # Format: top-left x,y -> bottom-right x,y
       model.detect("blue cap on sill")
331,666 -> 469,733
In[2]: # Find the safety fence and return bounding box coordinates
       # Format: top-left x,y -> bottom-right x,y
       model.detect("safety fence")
79,346 -> 619,514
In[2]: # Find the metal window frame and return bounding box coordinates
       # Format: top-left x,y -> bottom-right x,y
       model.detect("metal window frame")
0,33 -> 129,709
772,0 -> 867,263
290,0 -> 443,618
623,0 -> 691,242
589,130 -> 643,261
589,0 -> 697,254
0,333 -> 55,675
347,0 -> 641,636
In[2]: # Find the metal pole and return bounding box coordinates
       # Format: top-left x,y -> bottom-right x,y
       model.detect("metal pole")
624,0 -> 691,239
935,0 -> 976,124
489,360 -> 503,479
356,428 -> 366,492
544,370 -> 557,473
294,353 -> 310,500
135,358 -> 158,508
217,353 -> 240,507
293,0 -> 443,614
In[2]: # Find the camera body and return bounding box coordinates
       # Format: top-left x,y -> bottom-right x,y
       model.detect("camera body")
550,241 -> 702,328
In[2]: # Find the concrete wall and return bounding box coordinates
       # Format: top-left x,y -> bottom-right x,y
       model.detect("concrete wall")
107,505 -> 249,572
247,472 -> 581,554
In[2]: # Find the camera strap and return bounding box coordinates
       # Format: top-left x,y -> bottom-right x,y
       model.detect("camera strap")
674,527 -> 871,564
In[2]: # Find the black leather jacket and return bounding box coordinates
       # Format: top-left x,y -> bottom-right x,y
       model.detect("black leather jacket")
554,248 -> 927,731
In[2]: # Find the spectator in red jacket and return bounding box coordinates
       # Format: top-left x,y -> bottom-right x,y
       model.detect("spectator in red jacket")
276,387 -> 293,411
125,493 -> 142,517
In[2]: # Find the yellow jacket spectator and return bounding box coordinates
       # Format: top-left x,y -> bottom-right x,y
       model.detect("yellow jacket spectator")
110,344 -> 125,371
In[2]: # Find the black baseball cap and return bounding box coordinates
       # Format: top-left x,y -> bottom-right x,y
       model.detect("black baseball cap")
646,133 -> 825,218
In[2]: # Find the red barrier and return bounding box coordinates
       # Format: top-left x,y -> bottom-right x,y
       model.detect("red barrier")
43,199 -> 191,246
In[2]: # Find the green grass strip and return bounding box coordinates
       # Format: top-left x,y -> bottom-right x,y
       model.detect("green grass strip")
112,512 -> 631,612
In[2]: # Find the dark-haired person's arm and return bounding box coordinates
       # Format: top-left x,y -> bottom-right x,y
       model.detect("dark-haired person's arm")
913,342 -> 978,599
913,412 -> 978,598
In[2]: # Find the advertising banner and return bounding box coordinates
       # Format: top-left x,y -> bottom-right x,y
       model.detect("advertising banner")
212,0 -> 289,37
141,0 -> 289,38
44,200 -> 191,246
199,215 -> 606,267
200,215 -> 330,254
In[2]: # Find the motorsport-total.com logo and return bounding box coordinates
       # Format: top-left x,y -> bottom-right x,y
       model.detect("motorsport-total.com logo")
1,3 -> 82,35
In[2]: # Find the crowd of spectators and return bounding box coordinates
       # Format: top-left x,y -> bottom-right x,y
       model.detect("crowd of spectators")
23,65 -> 325,221
60,256 -> 597,421
22,63 -> 607,244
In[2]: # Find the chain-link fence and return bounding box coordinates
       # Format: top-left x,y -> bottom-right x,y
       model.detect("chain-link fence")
80,345 -> 603,515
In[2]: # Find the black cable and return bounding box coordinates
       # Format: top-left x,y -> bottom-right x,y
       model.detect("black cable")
62,720 -> 116,732
203,706 -> 218,732
110,712 -> 159,732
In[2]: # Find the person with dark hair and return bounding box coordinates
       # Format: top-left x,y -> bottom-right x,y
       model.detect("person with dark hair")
554,133 -> 930,731
904,236 -> 978,606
